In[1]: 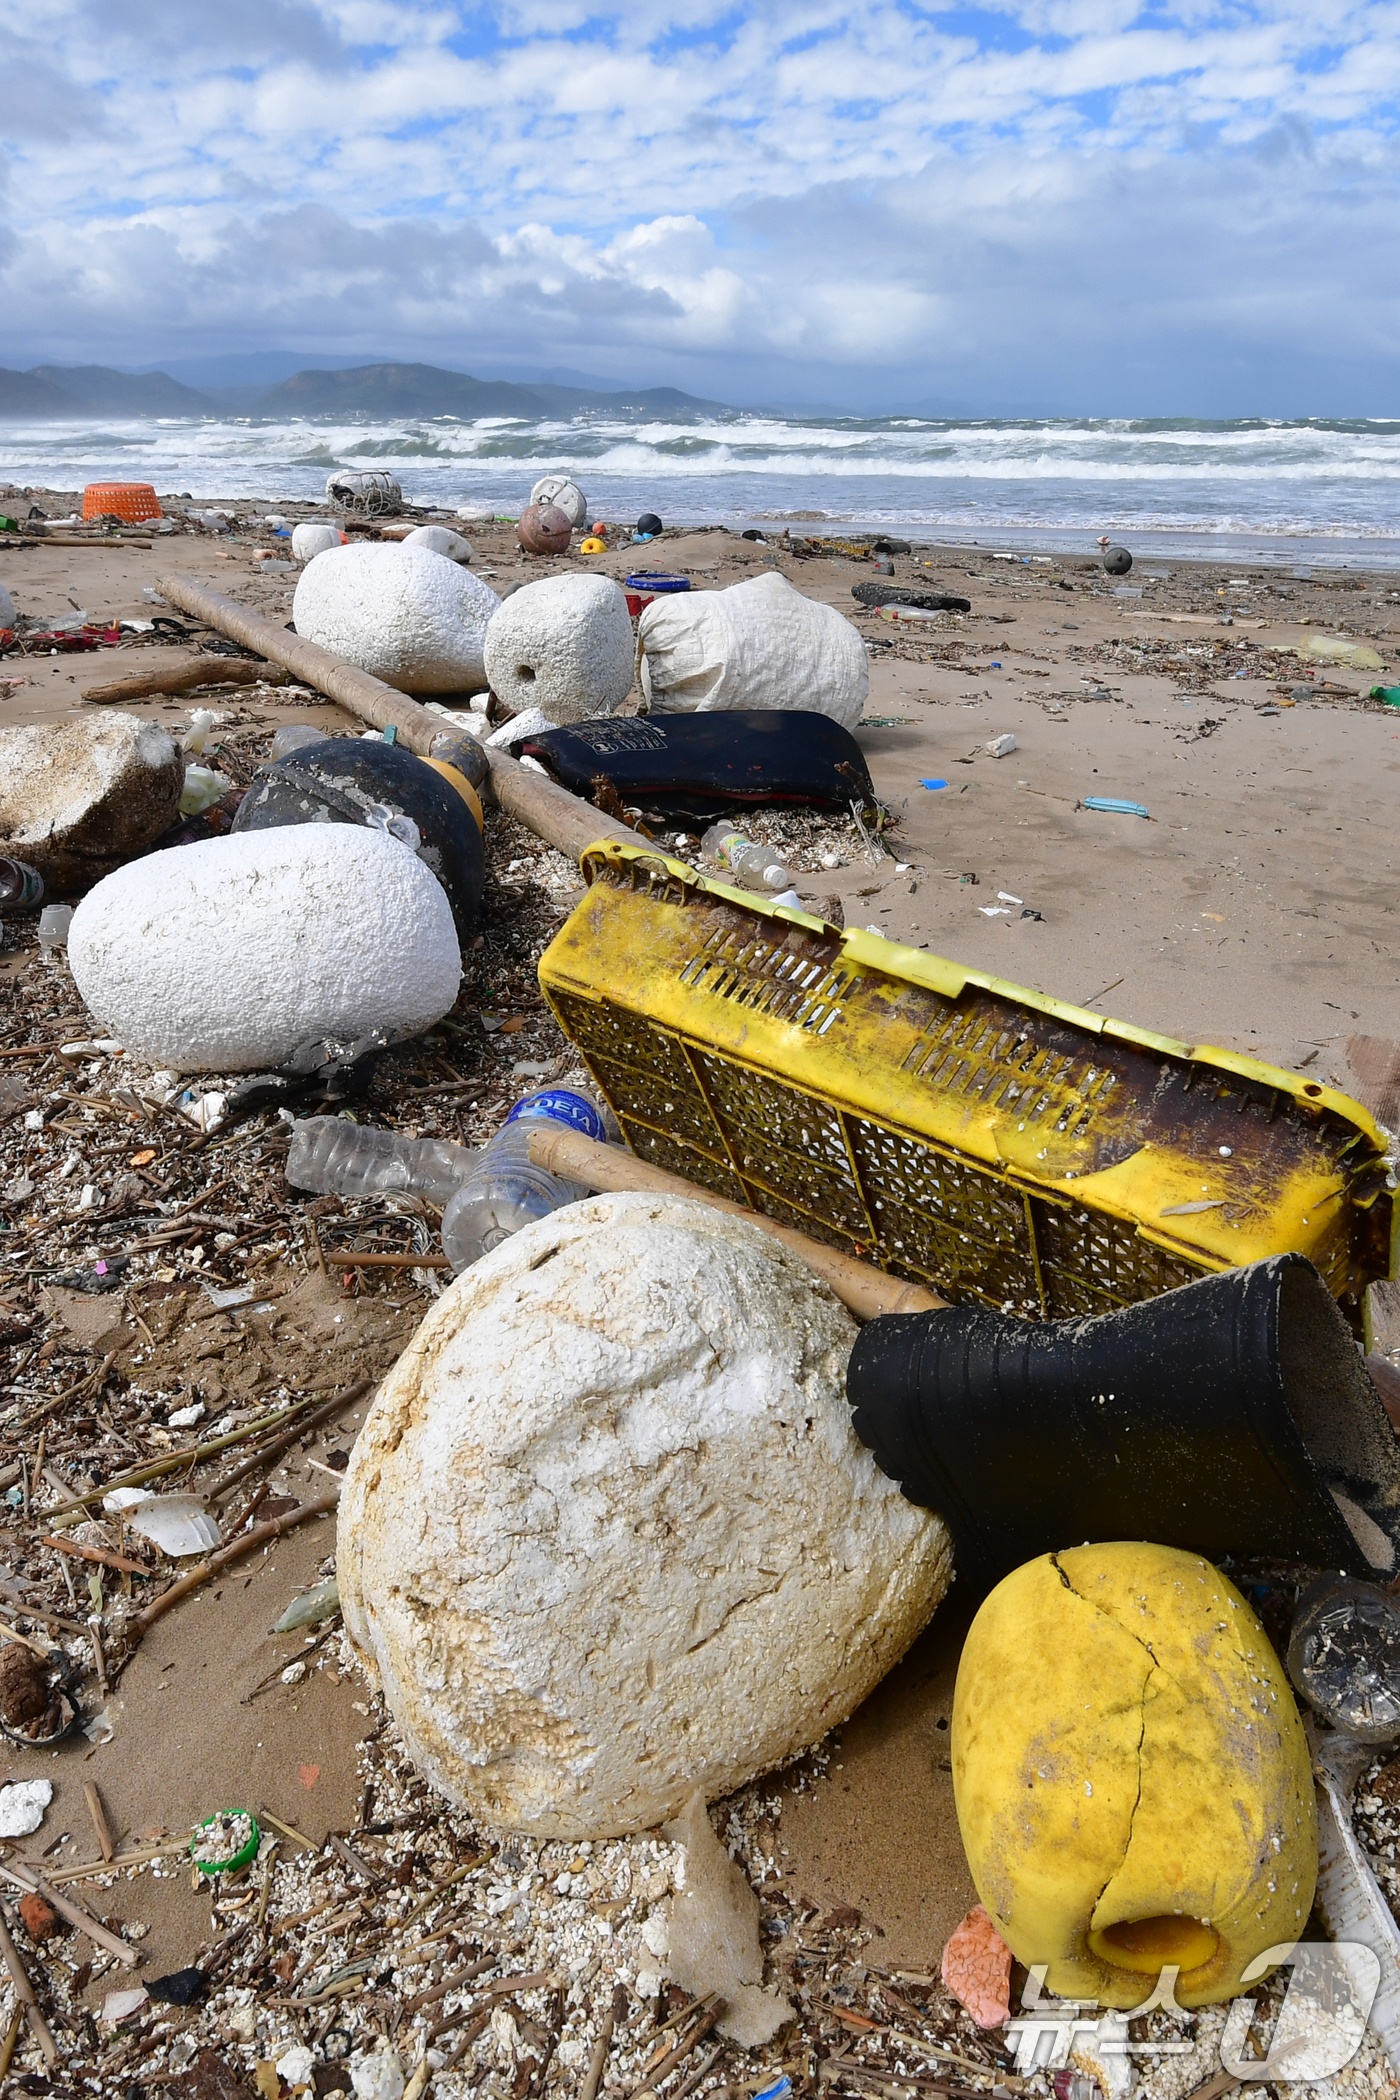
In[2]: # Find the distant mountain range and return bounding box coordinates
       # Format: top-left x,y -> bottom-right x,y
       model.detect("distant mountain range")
0,359 -> 736,421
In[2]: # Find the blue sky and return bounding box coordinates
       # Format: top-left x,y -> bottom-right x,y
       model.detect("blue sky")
2,0 -> 1399,411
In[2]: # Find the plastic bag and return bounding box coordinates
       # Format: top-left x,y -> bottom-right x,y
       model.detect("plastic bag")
638,572 -> 868,728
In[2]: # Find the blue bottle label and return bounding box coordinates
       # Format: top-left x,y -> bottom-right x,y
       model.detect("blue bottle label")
506,1089 -> 606,1142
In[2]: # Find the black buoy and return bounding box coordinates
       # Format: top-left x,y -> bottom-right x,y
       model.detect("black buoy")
636,511 -> 663,535
1102,544 -> 1133,575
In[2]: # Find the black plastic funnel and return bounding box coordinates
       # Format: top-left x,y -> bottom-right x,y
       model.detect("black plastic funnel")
846,1254 -> 1400,1580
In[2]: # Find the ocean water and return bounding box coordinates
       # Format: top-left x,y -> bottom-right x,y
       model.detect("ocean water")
5,409 -> 1400,567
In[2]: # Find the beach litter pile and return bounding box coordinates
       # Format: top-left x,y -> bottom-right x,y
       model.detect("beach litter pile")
0,476 -> 1397,2100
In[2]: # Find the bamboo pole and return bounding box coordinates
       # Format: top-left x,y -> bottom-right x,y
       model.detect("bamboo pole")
525,1128 -> 947,1320
151,574 -> 638,863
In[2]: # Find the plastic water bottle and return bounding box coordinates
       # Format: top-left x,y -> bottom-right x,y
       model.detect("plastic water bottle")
0,857 -> 44,911
700,824 -> 796,895
285,1116 -> 472,1207
440,1089 -> 614,1274
1287,1573 -> 1400,1742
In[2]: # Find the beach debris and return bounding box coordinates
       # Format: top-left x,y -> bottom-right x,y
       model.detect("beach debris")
702,824 -> 797,895
636,511 -> 664,536
1312,1730 -> 1400,2081
0,1778 -> 53,1838
0,581 -> 14,627
1082,795 -> 1149,817
529,476 -> 588,529
83,481 -> 162,524
271,1575 -> 341,1634
1369,684 -> 1400,706
180,762 -> 234,816
291,522 -> 347,562
337,1190 -> 952,1836
664,1790 -> 793,2044
325,471 -> 401,518
348,2037 -> 404,2100
952,1543 -> 1316,2009
127,1493 -> 222,1557
984,733 -> 1016,757
0,853 -> 42,911
1099,542 -> 1133,575
1286,1573 -> 1400,1740
516,502 -> 573,556
1298,633 -> 1384,670
639,573 -> 868,727
191,1810 -> 260,1874
101,1985 -> 150,2025
439,1088 -> 615,1273
483,574 -> 635,723
68,826 -> 461,1072
17,1893 -> 57,1941
82,655 -> 284,706
403,524 -> 474,564
232,733 -> 485,943
940,1903 -> 1012,2028
851,582 -> 972,614
0,717 -> 184,889
148,1967 -> 210,2005
292,543 -> 501,694
512,709 -> 877,826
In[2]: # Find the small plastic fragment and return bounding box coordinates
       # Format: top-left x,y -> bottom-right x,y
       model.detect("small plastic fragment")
940,1902 -> 1013,2027
272,1577 -> 341,1634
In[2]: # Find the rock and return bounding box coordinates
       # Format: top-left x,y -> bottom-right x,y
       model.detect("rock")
0,718 -> 184,891
17,1893 -> 58,1942
291,522 -> 346,562
0,1778 -> 53,1837
338,1191 -> 953,1837
68,826 -> 461,1074
403,524 -> 473,564
530,476 -> 588,529
291,543 -> 501,695
483,573 -> 634,722
517,502 -> 572,556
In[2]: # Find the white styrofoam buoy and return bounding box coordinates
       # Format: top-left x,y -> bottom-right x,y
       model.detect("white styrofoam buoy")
292,543 -> 500,694
483,572 -> 634,722
529,476 -> 588,529
403,524 -> 473,564
291,521 -> 347,562
338,1191 -> 953,1837
68,826 -> 461,1073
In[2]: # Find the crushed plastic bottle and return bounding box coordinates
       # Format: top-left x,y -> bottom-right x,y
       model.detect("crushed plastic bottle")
1287,1572 -> 1400,1742
285,1116 -> 472,1208
439,1089 -> 617,1274
700,823 -> 797,896
268,725 -> 327,761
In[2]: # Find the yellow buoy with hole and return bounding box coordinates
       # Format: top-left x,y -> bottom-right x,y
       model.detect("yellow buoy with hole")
579,536 -> 607,554
951,1543 -> 1317,2009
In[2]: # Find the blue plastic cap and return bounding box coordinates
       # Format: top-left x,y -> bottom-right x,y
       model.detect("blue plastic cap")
506,1089 -> 606,1141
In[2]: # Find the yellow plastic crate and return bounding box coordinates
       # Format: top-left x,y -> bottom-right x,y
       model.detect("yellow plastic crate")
539,842 -> 1397,1332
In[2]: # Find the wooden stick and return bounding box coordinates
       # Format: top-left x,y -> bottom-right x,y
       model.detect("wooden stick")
257,1808 -> 318,1852
0,1862 -> 137,1966
43,1535 -> 151,1577
0,2004 -> 22,2081
46,1396 -> 322,1525
526,1127 -> 947,1321
580,1986 -> 626,2100
128,1488 -> 341,1639
82,657 -> 279,705
45,1840 -> 186,1884
330,1251 -> 452,1270
624,1998 -> 727,2098
210,1379 -> 371,1503
83,1782 -> 115,1863
152,575 -> 636,863
0,1907 -> 57,2063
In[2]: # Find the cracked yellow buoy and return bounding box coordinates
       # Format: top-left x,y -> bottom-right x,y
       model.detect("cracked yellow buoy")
951,1542 -> 1317,2009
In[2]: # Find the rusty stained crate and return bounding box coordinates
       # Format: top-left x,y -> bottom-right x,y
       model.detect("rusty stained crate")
538,843 -> 1397,1332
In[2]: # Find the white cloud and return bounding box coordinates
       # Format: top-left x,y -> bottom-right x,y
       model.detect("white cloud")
1,0 -> 1399,407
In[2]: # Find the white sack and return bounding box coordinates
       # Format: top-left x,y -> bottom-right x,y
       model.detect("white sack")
638,571 -> 868,727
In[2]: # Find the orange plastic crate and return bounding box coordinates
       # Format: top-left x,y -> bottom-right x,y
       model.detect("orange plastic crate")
82,482 -> 162,524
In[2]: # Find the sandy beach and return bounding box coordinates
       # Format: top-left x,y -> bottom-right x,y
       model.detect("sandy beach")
1,491 -> 1398,2085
